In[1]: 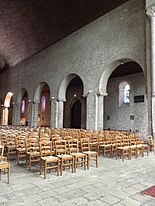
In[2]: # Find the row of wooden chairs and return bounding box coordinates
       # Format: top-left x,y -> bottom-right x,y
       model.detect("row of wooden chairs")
26,137 -> 98,178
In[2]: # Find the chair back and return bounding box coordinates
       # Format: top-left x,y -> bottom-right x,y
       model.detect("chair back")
0,145 -> 4,162
80,138 -> 90,152
39,140 -> 53,157
55,140 -> 67,155
68,139 -> 79,153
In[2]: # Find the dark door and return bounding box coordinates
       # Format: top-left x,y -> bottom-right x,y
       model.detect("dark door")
71,99 -> 81,128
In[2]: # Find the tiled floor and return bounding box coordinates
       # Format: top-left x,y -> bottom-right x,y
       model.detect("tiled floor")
1,152 -> 155,206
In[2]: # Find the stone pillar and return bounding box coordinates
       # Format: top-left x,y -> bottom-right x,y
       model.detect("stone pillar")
12,103 -> 16,125
57,98 -> 65,128
27,100 -> 34,127
84,91 -> 98,130
97,92 -> 108,130
50,98 -> 58,128
33,102 -> 39,128
147,7 -> 155,139
16,103 -> 21,126
2,107 -> 9,125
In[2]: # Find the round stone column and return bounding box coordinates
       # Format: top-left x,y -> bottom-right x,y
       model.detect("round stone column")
97,91 -> 108,131
83,90 -> 97,130
50,97 -> 58,128
147,7 -> 155,95
57,98 -> 65,128
147,7 -> 155,139
33,102 -> 39,128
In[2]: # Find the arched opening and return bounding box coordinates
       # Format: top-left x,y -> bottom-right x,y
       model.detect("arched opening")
71,99 -> 81,128
2,92 -> 13,125
37,83 -> 51,127
104,61 -> 147,139
63,75 -> 86,129
20,89 -> 28,126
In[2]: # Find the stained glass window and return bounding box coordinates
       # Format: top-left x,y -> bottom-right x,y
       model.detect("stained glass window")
21,100 -> 25,113
41,96 -> 46,112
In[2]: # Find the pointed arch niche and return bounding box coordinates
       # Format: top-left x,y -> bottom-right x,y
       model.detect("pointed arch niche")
103,61 -> 147,139
2,92 -> 13,125
63,75 -> 86,129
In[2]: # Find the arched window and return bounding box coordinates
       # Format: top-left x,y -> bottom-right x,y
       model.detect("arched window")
123,84 -> 130,103
119,82 -> 130,106
21,100 -> 25,113
41,96 -> 46,112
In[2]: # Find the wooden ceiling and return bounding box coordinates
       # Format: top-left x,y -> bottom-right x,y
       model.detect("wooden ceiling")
0,0 -> 129,69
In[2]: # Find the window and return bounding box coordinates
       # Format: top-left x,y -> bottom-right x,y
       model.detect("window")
21,100 -> 25,113
123,84 -> 130,103
41,96 -> 46,112
119,82 -> 130,106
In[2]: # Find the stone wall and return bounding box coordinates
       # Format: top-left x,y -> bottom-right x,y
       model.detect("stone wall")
0,0 -> 147,130
104,72 -> 148,140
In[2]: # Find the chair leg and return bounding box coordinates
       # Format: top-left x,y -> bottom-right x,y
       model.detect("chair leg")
29,155 -> 31,170
44,161 -> 46,179
40,159 -> 42,175
87,155 -> 90,169
84,156 -> 86,170
74,158 -> 76,173
71,159 -> 74,173
60,160 -> 62,176
96,154 -> 98,168
8,165 -> 10,184
56,161 -> 59,176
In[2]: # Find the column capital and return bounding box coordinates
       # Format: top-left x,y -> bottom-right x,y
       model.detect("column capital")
50,97 -> 57,102
83,90 -> 95,97
57,98 -> 66,102
97,91 -> 108,97
146,7 -> 155,18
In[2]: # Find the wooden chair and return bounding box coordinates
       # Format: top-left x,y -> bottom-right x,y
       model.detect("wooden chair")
147,135 -> 154,151
68,139 -> 86,172
55,140 -> 74,176
138,144 -> 149,157
39,140 -> 59,179
116,145 -> 131,161
89,134 -> 98,153
80,138 -> 98,169
99,139 -> 112,157
6,134 -> 16,160
25,137 -> 40,170
0,145 -> 10,184
15,135 -> 26,164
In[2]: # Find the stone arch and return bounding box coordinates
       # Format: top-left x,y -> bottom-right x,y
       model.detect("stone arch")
99,58 -> 145,95
103,59 -> 147,139
59,74 -> 85,128
58,74 -> 77,100
16,88 -> 28,105
2,92 -> 13,125
15,88 -> 28,126
4,92 -> 13,108
33,82 -> 50,103
33,82 -> 51,127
